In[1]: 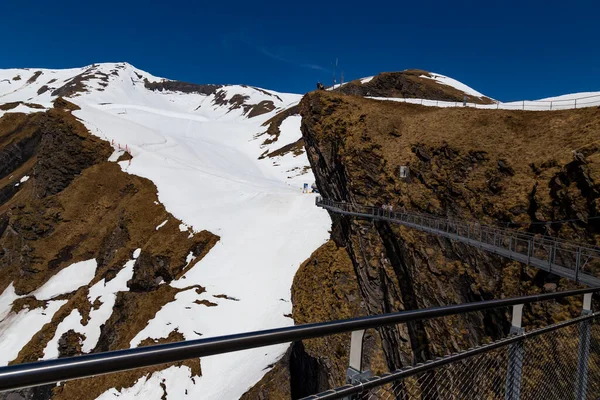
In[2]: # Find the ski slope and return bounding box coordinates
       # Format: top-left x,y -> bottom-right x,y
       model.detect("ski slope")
0,63 -> 330,399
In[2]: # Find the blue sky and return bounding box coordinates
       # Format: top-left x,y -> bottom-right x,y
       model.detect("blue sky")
1,0 -> 598,101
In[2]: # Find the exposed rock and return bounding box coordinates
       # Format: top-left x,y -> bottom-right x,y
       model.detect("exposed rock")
247,100 -> 276,118
0,102 -> 21,111
26,71 -> 42,85
334,70 -> 495,104
58,330 -> 85,358
37,85 -> 50,95
263,90 -> 600,395
143,78 -> 221,95
544,282 -> 558,292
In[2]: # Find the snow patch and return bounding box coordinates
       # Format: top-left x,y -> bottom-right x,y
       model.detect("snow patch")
0,300 -> 67,365
33,259 -> 97,300
185,252 -> 195,265
41,309 -> 83,360
0,284 -> 21,322
108,149 -> 125,162
156,220 -> 168,230
133,248 -> 141,259
41,260 -> 135,359
360,76 -> 374,84
419,72 -> 487,99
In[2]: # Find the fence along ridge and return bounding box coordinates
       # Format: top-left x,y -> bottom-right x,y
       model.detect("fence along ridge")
368,92 -> 600,111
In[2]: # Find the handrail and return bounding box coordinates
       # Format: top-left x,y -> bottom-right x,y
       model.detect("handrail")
0,288 -> 597,392
316,197 -> 600,252
303,311 -> 600,400
316,197 -> 600,285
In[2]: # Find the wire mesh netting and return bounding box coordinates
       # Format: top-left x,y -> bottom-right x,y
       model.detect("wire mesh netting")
344,316 -> 600,400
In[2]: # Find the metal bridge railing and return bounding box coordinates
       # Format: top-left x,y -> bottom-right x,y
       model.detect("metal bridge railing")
307,311 -> 600,400
316,197 -> 600,286
0,289 -> 598,397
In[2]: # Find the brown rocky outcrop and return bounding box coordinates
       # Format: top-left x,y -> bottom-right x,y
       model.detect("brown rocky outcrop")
294,91 -> 598,392
247,91 -> 599,397
334,69 -> 495,104
0,103 -> 218,399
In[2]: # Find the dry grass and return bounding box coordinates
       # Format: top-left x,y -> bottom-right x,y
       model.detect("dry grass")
292,240 -> 388,384
259,138 -> 305,159
0,102 -> 21,111
247,100 -> 276,118
0,104 -> 219,375
289,91 -> 595,392
302,91 -> 600,241
337,69 -> 495,104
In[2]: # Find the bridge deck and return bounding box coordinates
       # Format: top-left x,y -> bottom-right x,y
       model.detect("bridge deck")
317,199 -> 600,287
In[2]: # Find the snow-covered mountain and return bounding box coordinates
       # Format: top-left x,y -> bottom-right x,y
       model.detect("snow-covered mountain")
0,62 -> 330,399
2,62 -> 599,400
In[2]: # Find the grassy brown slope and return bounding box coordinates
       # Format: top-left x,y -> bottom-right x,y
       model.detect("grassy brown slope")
336,69 -> 495,104
269,91 -> 600,394
0,107 -> 219,399
292,240 -> 387,385
303,91 -> 600,242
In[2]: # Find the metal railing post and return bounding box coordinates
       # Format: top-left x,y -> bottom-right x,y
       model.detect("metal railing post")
527,240 -> 531,265
505,304 -> 524,400
575,293 -> 593,400
346,330 -> 372,399
575,248 -> 582,283
549,242 -> 554,272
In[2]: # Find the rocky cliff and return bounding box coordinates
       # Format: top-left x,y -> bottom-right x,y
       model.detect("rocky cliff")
246,91 -> 599,398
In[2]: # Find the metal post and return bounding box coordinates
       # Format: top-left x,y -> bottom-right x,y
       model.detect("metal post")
575,248 -> 582,283
549,243 -> 554,272
346,330 -> 372,399
575,293 -> 593,400
527,240 -> 531,265
505,304 -> 525,400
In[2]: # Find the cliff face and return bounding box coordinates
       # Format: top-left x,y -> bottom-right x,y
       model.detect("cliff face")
0,103 -> 219,399
289,91 -> 600,392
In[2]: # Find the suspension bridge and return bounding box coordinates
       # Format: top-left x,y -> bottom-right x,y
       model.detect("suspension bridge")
316,197 -> 600,287
0,199 -> 599,398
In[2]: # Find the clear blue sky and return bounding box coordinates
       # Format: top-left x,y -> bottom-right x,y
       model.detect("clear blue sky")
1,0 -> 598,101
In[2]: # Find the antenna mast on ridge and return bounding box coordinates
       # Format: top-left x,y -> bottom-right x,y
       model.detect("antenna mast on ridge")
333,57 -> 338,88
